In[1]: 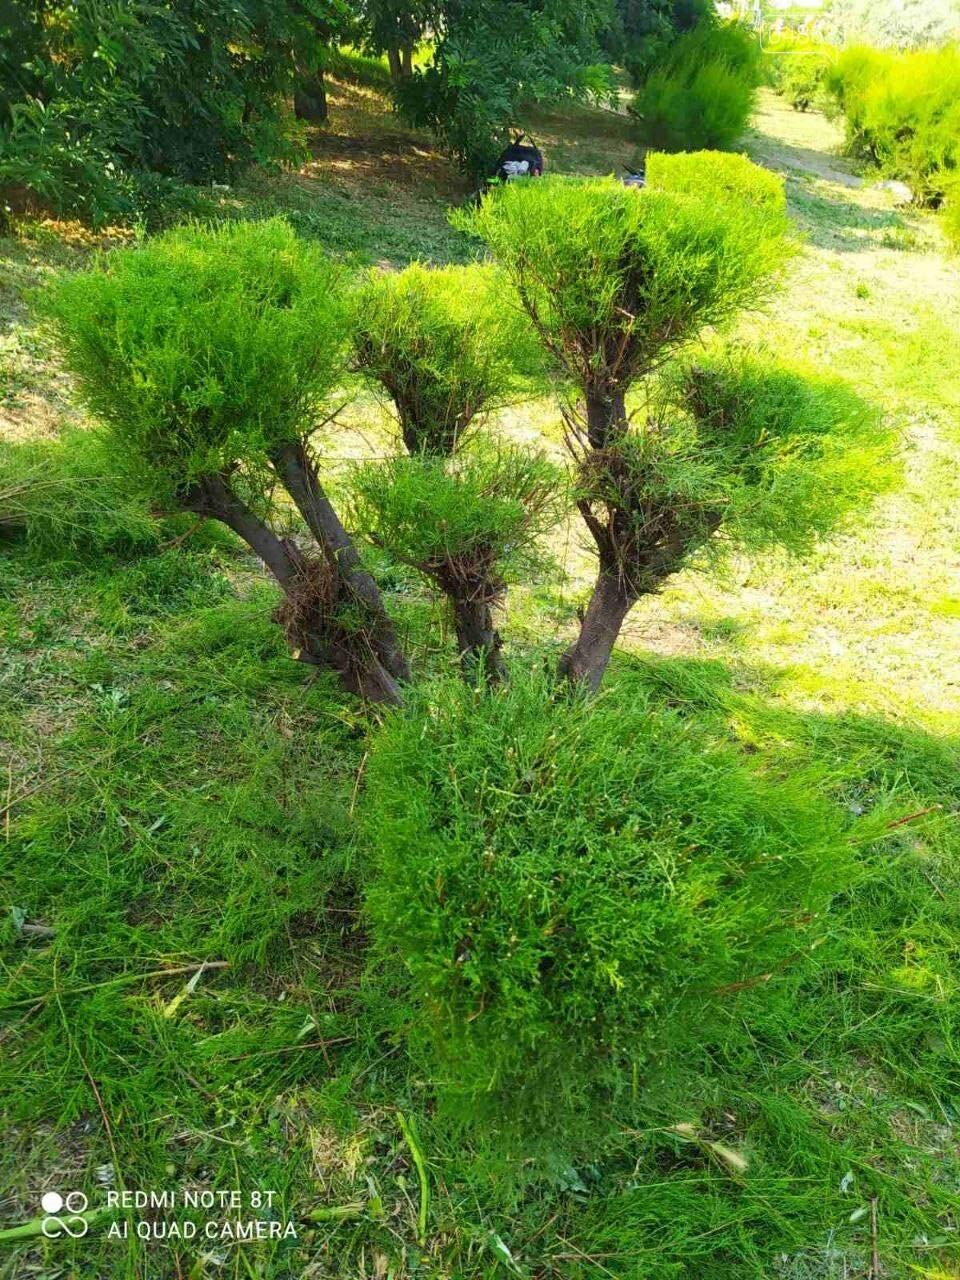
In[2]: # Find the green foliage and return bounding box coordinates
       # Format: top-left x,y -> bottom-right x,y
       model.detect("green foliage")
942,175 -> 960,249
659,348 -> 896,554
394,0 -> 613,172
351,262 -> 536,455
645,147 -> 787,213
459,171 -> 790,393
632,19 -> 762,152
0,0 -> 326,225
361,668 -> 856,1137
0,429 -> 162,559
350,444 -> 563,576
825,44 -> 960,205
40,219 -> 350,507
768,53 -> 829,113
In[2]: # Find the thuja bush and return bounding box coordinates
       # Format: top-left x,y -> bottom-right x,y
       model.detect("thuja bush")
645,148 -> 787,212
462,167 -> 791,688
362,670 -> 855,1138
632,19 -> 763,152
660,348 -> 895,551
42,218 -> 408,702
351,261 -> 549,676
351,262 -> 536,457
352,445 -> 563,676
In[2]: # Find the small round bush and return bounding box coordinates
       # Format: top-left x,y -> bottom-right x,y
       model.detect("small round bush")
351,444 -> 563,578
361,671 -> 853,1137
645,149 -> 787,215
41,218 -> 350,507
351,262 -> 536,456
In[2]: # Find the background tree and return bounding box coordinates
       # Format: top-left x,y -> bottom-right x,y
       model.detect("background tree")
0,0 -> 343,224
394,0 -> 613,174
357,0 -> 433,80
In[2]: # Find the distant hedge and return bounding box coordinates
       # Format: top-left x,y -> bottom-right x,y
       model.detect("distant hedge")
825,44 -> 960,207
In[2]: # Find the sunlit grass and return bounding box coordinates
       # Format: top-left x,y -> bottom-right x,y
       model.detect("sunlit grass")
1,82 -> 958,1280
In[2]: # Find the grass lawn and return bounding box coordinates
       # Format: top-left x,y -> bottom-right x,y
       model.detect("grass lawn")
1,73 -> 959,1280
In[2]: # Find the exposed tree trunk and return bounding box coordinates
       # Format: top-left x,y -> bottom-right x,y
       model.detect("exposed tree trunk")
183,473 -> 402,705
386,46 -> 403,80
271,440 -> 411,683
294,70 -> 327,122
557,568 -> 636,692
449,596 -> 507,682
584,388 -> 627,449
400,46 -> 413,77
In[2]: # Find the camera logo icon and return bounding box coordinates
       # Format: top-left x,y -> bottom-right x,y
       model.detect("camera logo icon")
40,1191 -> 90,1238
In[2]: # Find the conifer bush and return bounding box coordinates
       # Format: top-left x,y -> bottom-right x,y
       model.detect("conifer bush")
362,671 -> 853,1136
352,446 -> 563,676
351,263 -> 532,457
661,349 -> 895,551
825,45 -> 960,206
631,20 -> 762,152
462,168 -> 791,688
350,261 -> 547,676
42,218 -> 408,702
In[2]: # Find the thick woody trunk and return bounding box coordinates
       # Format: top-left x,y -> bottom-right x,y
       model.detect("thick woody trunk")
271,440 -> 410,683
184,473 -> 402,705
387,47 -> 403,80
400,46 -> 413,77
584,388 -> 627,449
450,596 -> 507,682
558,569 -> 636,692
294,71 -> 327,122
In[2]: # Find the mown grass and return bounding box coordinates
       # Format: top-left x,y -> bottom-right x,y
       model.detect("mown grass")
1,78 -> 959,1280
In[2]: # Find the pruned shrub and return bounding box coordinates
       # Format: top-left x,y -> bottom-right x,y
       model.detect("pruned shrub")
42,218 -> 407,702
659,349 -> 895,552
42,218 -> 349,504
362,670 -> 854,1140
461,168 -> 791,688
645,148 -> 787,214
351,263 -> 534,457
631,20 -> 762,152
352,445 -> 563,676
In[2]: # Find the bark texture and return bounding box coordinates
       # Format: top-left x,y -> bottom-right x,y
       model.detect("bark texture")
184,472 -> 403,705
272,440 -> 410,683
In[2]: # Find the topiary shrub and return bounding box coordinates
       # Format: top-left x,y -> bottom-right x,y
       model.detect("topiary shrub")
645,148 -> 787,213
352,445 -> 563,677
631,20 -> 762,152
350,260 -> 548,677
41,218 -> 407,702
659,348 -> 895,552
361,670 -> 855,1142
461,168 -> 791,688
351,262 -> 534,457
